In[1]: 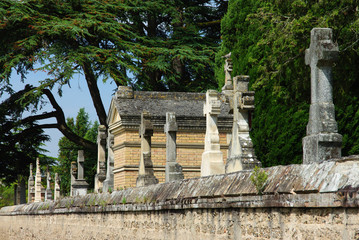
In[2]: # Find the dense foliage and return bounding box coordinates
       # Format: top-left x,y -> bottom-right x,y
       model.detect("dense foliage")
217,0 -> 359,166
54,108 -> 98,195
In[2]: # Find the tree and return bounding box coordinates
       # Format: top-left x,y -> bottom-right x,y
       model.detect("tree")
54,108 -> 98,195
217,0 -> 359,166
0,0 -> 227,150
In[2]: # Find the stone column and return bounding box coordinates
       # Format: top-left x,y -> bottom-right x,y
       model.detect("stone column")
34,158 -> 42,202
54,173 -> 61,201
103,133 -> 114,192
303,28 -> 342,164
226,76 -> 261,173
27,163 -> 35,203
136,111 -> 159,187
201,90 -> 225,176
72,150 -> 89,196
94,125 -> 107,193
164,112 -> 184,182
44,166 -> 52,201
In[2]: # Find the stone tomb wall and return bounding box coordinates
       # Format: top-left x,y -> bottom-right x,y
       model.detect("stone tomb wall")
1,207 -> 358,240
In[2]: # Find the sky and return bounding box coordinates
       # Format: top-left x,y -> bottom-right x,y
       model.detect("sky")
1,71 -> 117,157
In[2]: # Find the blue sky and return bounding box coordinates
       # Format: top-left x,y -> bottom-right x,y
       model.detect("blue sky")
1,71 -> 117,157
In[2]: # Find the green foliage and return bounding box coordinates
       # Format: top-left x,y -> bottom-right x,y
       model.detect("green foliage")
0,0 -> 228,96
0,182 -> 14,208
250,166 -> 268,195
218,0 -> 359,166
53,108 -> 98,196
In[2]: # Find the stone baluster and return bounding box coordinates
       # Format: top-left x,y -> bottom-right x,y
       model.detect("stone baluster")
201,90 -> 225,176
164,112 -> 184,182
303,28 -> 342,163
136,111 -> 159,187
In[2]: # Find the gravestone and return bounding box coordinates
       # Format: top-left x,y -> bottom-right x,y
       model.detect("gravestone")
72,150 -> 89,196
94,125 -> 107,192
103,133 -> 114,192
302,28 -> 342,163
45,166 -> 52,201
34,158 -> 42,202
136,111 -> 159,187
201,90 -> 225,176
54,173 -> 61,201
226,75 -> 261,173
164,112 -> 184,182
27,163 -> 35,203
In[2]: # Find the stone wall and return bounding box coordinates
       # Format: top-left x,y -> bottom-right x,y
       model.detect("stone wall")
1,157 -> 359,239
1,207 -> 358,240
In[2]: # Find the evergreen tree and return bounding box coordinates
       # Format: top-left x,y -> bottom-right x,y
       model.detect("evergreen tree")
54,108 -> 98,195
218,0 -> 359,166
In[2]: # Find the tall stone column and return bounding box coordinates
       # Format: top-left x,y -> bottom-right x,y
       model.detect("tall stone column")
45,166 -> 52,201
72,150 -> 89,196
94,125 -> 107,193
201,90 -> 225,176
54,173 -> 61,201
103,133 -> 114,192
226,76 -> 261,173
303,28 -> 342,164
27,163 -> 35,203
136,111 -> 159,187
34,158 -> 42,202
164,112 -> 184,182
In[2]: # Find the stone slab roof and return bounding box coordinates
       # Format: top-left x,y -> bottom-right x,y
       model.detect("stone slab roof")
2,156 -> 359,216
112,86 -> 231,117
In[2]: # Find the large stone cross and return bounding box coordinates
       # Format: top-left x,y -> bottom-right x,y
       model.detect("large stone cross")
72,150 -> 89,196
136,111 -> 158,187
303,28 -> 342,163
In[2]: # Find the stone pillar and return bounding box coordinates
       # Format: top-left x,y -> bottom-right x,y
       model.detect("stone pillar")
103,133 -> 114,192
226,76 -> 261,173
94,125 -> 107,193
303,28 -> 342,164
54,173 -> 60,201
164,112 -> 184,182
201,90 -> 225,176
72,150 -> 89,196
136,111 -> 159,187
44,166 -> 52,201
70,161 -> 77,196
27,163 -> 35,203
34,158 -> 42,202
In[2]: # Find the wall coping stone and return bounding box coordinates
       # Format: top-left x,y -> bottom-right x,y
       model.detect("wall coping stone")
2,156 -> 359,216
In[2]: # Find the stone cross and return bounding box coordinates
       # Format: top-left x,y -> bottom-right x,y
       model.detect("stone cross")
94,125 -> 107,193
27,163 -> 35,203
54,173 -> 60,201
44,166 -> 52,201
103,133 -> 114,192
164,112 -> 184,182
302,28 -> 342,163
136,111 -> 159,187
72,150 -> 89,196
226,76 -> 261,173
201,90 -> 225,176
34,158 -> 42,202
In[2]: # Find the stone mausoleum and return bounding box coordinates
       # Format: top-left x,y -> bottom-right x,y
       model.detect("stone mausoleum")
107,86 -> 233,188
